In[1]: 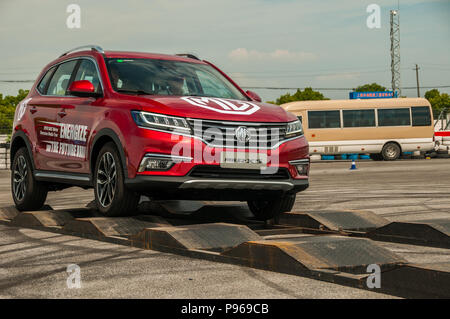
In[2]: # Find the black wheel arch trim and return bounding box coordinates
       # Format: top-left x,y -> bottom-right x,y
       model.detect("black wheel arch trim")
10,130 -> 35,171
90,128 -> 128,178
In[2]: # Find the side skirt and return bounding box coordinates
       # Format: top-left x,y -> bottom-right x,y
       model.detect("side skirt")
34,170 -> 92,187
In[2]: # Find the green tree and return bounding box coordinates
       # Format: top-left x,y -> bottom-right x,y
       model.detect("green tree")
268,87 -> 328,105
424,89 -> 450,117
0,89 -> 29,135
354,83 -> 386,92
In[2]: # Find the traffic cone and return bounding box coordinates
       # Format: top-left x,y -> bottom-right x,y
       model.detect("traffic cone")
350,160 -> 357,170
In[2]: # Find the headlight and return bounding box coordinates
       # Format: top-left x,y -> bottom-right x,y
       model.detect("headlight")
131,111 -> 191,133
286,120 -> 303,137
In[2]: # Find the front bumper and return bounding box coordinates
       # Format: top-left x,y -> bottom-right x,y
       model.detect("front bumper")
126,174 -> 308,192
123,126 -> 310,200
125,173 -> 309,200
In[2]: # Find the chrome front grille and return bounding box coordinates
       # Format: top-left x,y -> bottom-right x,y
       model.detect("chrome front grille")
187,119 -> 288,149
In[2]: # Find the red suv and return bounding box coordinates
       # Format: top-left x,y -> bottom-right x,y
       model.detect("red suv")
11,45 -> 309,220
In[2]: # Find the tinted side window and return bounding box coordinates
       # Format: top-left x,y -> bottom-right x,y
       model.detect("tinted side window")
378,108 -> 411,126
308,111 -> 341,129
412,106 -> 431,126
37,66 -> 56,94
343,109 -> 375,127
74,59 -> 101,92
46,60 -> 78,96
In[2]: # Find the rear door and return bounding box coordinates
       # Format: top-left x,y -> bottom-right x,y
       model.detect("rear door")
54,58 -> 104,174
30,59 -> 78,171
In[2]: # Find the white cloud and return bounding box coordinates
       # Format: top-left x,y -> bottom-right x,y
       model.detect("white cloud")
229,48 -> 317,63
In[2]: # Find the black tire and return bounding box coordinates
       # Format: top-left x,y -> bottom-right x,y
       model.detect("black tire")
370,153 -> 383,161
247,193 -> 296,221
93,142 -> 139,216
11,147 -> 48,211
381,142 -> 401,161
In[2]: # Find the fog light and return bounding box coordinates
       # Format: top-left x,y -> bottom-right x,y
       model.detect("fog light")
138,158 -> 173,172
138,153 -> 192,172
295,164 -> 309,175
289,159 -> 310,176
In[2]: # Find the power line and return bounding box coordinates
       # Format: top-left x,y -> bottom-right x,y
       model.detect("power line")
0,80 -> 34,83
231,70 -> 391,79
241,85 -> 450,90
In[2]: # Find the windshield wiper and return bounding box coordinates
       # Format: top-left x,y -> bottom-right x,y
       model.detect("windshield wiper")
116,89 -> 154,95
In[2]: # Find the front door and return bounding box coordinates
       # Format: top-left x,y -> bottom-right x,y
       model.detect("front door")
31,60 -> 78,171
55,58 -> 104,174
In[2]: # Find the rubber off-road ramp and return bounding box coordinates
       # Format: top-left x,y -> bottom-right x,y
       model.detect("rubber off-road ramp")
368,218 -> 450,248
0,206 -> 21,221
10,210 -> 74,227
380,262 -> 450,298
131,223 -> 262,252
63,216 -> 170,238
222,235 -> 406,274
278,210 -> 390,232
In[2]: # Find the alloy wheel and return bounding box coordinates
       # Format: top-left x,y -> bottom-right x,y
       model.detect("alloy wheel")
13,155 -> 27,201
96,152 -> 117,207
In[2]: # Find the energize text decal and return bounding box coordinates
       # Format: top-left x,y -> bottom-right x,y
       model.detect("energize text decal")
39,121 -> 88,159
181,97 -> 260,115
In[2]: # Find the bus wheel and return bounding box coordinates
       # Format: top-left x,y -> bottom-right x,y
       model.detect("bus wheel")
382,143 -> 401,161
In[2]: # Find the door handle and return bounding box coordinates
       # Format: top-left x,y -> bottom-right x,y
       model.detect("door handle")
29,106 -> 37,114
57,110 -> 67,118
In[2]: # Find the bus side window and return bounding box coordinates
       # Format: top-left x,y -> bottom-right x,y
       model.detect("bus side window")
308,111 -> 340,129
412,106 -> 431,126
343,109 -> 376,127
378,108 -> 411,126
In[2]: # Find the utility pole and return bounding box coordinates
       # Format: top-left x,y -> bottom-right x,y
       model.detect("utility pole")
390,10 -> 401,97
414,64 -> 420,97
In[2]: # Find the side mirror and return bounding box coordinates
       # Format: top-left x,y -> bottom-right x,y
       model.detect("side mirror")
68,80 -> 100,98
246,90 -> 262,102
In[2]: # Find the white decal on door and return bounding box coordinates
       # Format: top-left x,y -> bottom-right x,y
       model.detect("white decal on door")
181,97 -> 260,115
39,121 -> 88,159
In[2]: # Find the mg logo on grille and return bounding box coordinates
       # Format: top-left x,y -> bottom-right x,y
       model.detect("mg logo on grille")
181,97 -> 260,115
235,126 -> 251,143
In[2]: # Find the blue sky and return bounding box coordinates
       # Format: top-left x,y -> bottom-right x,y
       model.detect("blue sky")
0,0 -> 449,101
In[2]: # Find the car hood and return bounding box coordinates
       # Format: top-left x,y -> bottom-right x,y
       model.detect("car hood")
135,96 -> 297,123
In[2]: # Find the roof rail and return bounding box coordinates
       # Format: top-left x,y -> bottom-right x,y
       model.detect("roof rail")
175,53 -> 200,60
59,45 -> 104,57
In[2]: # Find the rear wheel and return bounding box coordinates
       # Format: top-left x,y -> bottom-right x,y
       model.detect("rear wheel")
247,193 -> 296,221
381,142 -> 401,161
11,147 -> 48,211
94,142 -> 139,216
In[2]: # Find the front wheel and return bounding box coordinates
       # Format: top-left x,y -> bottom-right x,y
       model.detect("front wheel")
11,147 -> 48,211
94,142 -> 139,216
247,193 -> 296,221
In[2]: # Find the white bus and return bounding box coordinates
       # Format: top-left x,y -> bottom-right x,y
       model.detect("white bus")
281,98 -> 434,160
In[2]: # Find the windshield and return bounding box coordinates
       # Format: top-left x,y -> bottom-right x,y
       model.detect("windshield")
105,58 -> 247,100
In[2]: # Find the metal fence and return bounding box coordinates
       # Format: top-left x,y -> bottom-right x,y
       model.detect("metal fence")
0,142 -> 10,170
0,113 -> 13,169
